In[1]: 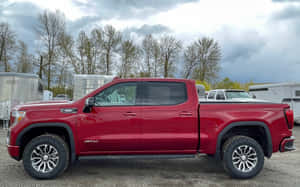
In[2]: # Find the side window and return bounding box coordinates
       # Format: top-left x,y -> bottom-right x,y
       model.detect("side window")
142,82 -> 187,105
295,90 -> 300,97
216,92 -> 225,100
94,82 -> 137,106
207,91 -> 216,99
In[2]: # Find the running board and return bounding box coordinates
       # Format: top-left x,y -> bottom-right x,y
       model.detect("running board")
78,154 -> 197,160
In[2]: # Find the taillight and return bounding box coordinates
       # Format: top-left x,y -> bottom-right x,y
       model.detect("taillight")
284,109 -> 294,129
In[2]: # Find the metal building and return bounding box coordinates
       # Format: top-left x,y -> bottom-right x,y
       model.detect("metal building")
0,72 -> 43,127
73,74 -> 114,101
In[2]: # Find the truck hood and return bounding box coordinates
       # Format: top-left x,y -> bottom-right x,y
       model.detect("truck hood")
13,100 -> 74,111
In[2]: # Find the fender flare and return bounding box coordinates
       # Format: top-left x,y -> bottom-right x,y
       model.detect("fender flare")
215,121 -> 273,160
16,122 -> 76,164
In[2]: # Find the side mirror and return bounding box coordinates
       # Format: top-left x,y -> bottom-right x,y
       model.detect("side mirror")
85,97 -> 95,107
252,94 -> 256,99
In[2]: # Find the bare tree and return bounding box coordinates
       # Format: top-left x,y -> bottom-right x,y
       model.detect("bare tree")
16,41 -> 33,73
152,39 -> 161,77
159,35 -> 182,77
141,34 -> 154,77
183,37 -> 221,82
101,25 -> 122,75
58,32 -> 78,73
35,10 -> 65,89
183,44 -> 197,78
0,22 -> 16,72
119,40 -> 140,78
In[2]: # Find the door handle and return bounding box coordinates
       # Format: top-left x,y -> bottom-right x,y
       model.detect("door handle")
123,112 -> 136,116
179,111 -> 192,116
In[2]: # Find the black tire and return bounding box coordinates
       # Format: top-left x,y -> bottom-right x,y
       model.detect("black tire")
22,134 -> 69,179
222,136 -> 264,179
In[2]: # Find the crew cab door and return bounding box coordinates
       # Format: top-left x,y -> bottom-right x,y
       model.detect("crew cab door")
140,81 -> 198,153
79,82 -> 143,153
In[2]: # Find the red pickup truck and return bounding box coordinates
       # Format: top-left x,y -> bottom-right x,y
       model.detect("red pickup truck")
7,78 -> 295,179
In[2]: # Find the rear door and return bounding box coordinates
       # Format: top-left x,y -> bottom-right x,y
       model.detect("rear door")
140,81 -> 198,153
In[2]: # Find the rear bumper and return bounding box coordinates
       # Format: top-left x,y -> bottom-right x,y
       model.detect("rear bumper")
7,145 -> 21,161
280,136 -> 296,152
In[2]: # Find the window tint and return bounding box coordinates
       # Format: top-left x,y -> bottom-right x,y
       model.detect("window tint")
142,82 -> 187,105
94,82 -> 137,106
225,91 -> 250,99
216,92 -> 225,100
207,91 -> 216,99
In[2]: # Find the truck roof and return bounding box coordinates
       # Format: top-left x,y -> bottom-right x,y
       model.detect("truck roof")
209,89 -> 245,92
112,77 -> 195,83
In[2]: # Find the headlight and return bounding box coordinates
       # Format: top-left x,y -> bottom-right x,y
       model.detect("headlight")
11,111 -> 26,127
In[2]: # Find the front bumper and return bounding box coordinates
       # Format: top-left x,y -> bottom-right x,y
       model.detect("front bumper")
6,128 -> 20,161
280,136 -> 296,152
7,145 -> 20,160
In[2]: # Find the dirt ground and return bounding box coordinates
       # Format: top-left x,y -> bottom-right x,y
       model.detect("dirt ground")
0,126 -> 300,187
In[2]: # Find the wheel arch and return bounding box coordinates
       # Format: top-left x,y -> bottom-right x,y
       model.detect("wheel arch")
16,122 -> 76,164
215,121 -> 273,160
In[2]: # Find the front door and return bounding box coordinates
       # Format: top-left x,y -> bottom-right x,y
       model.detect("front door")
79,82 -> 143,154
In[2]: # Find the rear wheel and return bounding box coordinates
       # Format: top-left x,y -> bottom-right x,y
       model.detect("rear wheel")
22,134 -> 69,179
222,136 -> 264,179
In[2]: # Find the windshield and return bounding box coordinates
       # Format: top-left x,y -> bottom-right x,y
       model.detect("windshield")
225,91 -> 251,99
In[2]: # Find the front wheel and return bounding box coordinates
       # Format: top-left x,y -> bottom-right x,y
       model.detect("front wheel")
222,136 -> 264,179
22,134 -> 69,179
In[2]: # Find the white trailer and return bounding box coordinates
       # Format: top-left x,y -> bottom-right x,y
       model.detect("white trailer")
73,74 -> 114,101
249,83 -> 300,123
0,72 -> 43,128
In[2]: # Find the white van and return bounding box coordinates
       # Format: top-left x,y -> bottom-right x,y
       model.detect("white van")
249,83 -> 300,124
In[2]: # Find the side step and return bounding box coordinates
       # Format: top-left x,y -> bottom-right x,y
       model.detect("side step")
78,154 -> 196,160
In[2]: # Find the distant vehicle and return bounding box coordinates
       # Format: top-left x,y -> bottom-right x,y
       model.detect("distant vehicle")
53,94 -> 69,101
207,89 -> 253,101
43,90 -> 53,101
249,82 -> 300,124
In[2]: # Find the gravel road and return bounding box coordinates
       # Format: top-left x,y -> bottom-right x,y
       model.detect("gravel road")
0,126 -> 299,187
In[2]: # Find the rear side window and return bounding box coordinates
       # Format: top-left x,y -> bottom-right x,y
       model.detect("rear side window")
207,91 -> 216,99
142,82 -> 187,105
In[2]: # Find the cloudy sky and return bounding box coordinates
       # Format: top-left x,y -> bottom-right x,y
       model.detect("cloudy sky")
1,0 -> 300,83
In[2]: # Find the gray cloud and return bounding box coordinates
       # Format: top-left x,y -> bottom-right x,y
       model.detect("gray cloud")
67,16 -> 102,35
272,0 -> 300,2
217,30 -> 266,63
215,26 -> 300,83
74,0 -> 199,20
123,24 -> 171,37
0,2 -> 42,53
272,6 -> 300,20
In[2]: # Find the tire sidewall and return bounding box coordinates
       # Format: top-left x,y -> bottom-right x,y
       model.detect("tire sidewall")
23,135 -> 69,179
223,137 -> 264,179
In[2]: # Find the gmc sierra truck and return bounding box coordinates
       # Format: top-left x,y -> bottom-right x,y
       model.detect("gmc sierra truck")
6,78 -> 295,179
